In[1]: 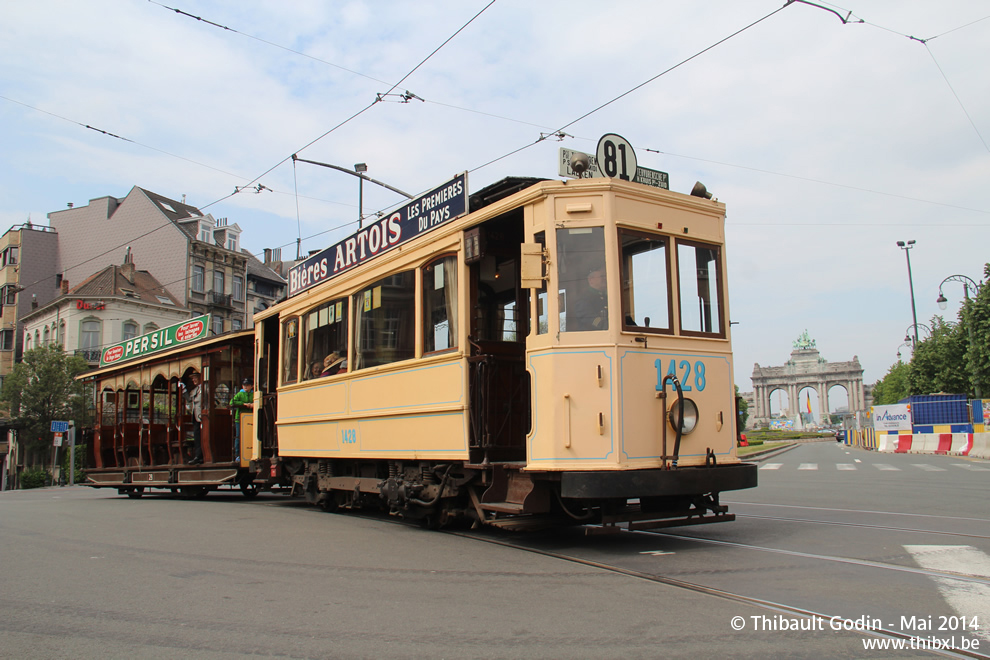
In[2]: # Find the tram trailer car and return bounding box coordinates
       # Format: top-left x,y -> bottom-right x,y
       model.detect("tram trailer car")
254,174 -> 756,532
81,330 -> 270,498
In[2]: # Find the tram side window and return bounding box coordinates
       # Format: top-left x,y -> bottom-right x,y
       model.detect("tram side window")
303,297 -> 348,379
620,230 -> 670,332
423,256 -> 458,353
282,317 -> 300,384
557,227 -> 608,332
534,232 -> 548,335
677,241 -> 723,336
353,270 -> 415,370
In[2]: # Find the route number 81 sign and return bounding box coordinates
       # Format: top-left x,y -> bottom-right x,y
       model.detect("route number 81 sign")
596,133 -> 638,181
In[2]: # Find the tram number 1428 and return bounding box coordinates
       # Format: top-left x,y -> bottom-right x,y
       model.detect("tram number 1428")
657,359 -> 707,392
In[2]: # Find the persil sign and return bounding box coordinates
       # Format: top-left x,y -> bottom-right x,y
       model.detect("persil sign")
872,404 -> 912,432
100,314 -> 210,367
288,172 -> 468,297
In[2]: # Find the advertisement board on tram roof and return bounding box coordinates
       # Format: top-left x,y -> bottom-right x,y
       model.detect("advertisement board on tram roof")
99,314 -> 210,368
288,172 -> 468,298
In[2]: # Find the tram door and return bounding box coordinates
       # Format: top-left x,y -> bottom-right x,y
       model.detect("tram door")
258,314 -> 281,456
466,211 -> 530,463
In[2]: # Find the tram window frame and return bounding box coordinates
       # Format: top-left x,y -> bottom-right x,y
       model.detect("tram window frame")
352,269 -> 416,370
422,254 -> 459,355
282,316 -> 300,385
302,297 -> 349,380
675,239 -> 725,338
619,229 -> 672,334
533,232 -> 548,335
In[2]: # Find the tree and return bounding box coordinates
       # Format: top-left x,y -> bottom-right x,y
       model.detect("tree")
735,384 -> 749,430
961,263 -> 990,397
908,316 -> 969,396
0,345 -> 91,467
871,360 -> 911,405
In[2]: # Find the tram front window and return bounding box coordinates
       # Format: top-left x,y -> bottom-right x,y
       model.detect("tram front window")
558,227 -> 608,332
677,241 -> 723,336
620,230 -> 670,332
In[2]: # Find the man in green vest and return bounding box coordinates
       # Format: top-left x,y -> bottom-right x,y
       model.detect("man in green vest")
230,378 -> 254,462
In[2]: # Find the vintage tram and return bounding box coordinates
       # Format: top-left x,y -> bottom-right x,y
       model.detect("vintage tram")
254,171 -> 755,531
84,170 -> 756,532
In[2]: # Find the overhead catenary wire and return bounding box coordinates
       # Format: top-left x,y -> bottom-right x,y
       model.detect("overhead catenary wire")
468,3 -> 792,174
200,0 -> 497,212
4,0 -> 985,284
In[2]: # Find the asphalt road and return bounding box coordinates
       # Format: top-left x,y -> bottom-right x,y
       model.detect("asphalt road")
1,441 -> 988,659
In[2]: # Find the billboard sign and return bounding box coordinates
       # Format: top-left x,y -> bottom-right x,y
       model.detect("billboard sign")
872,404 -> 912,432
288,173 -> 468,298
100,315 -> 210,367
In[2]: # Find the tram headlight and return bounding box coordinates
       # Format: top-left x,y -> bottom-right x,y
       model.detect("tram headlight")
668,398 -> 699,435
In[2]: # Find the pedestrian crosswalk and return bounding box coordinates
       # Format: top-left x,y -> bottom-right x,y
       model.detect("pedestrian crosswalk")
758,461 -> 988,472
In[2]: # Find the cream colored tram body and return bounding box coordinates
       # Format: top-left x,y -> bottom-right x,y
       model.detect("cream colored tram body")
254,176 -> 756,531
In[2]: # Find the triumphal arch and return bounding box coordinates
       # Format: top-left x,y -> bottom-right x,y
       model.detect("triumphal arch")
750,331 -> 866,428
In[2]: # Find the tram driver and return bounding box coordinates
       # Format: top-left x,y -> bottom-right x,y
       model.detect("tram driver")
568,265 -> 609,331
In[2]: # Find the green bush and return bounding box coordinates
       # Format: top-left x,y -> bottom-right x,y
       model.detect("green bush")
61,443 -> 87,485
20,467 -> 51,489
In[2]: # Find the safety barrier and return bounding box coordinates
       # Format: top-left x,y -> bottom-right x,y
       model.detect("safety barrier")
845,429 -> 990,458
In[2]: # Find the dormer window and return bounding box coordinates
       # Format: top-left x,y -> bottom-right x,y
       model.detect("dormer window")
227,237 -> 238,251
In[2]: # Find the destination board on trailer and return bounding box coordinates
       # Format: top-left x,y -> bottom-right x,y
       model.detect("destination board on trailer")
288,172 -> 468,298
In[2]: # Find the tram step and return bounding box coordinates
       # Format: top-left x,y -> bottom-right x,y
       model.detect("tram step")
479,501 -> 525,514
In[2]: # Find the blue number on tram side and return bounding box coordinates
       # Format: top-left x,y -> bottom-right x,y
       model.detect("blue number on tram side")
655,359 -> 707,392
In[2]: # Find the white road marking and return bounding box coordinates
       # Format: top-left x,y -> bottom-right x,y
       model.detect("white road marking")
854,459 -> 862,463
798,463 -> 818,470
836,464 -> 856,470
912,464 -> 946,472
953,463 -> 990,472
874,464 -> 900,471
639,550 -> 675,556
759,463 -> 783,470
904,545 -> 990,642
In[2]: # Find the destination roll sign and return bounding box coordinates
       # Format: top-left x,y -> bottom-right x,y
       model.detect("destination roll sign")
288,172 -> 468,297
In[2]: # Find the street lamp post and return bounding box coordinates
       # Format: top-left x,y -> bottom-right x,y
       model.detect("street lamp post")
936,274 -> 983,398
355,163 -> 368,228
896,241 -> 919,346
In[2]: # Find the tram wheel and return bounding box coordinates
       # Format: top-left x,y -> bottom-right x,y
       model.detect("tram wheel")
318,492 -> 339,512
240,482 -> 260,499
127,487 -> 144,499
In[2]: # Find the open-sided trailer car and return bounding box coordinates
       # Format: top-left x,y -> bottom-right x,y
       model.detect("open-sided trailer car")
79,329 -> 270,498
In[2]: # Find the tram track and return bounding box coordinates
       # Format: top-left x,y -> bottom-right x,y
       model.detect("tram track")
638,530 -> 990,586
447,527 -> 990,659
731,513 -> 990,541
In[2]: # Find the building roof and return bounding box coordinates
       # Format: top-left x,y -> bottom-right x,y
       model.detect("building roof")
70,263 -> 184,308
242,248 -> 287,285
137,188 -> 203,225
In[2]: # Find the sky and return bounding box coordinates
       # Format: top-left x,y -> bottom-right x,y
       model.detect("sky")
2,1 -> 988,412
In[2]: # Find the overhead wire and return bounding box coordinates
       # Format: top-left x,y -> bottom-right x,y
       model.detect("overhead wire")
815,2 -> 990,153
467,3 -> 792,174
641,148 -> 990,216
5,0 -> 986,283
199,0 -> 498,212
